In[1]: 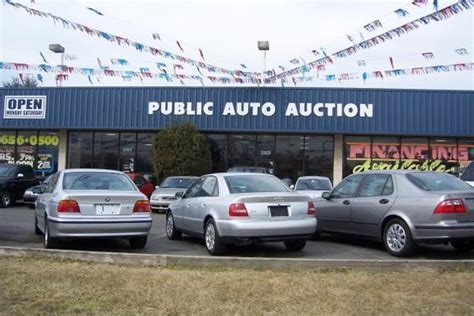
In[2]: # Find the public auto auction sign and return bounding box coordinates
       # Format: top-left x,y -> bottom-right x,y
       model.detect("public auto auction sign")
3,95 -> 47,119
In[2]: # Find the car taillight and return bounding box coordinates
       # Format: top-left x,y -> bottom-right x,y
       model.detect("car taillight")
133,200 -> 151,212
307,201 -> 316,215
434,199 -> 466,214
57,199 -> 80,213
229,203 -> 248,217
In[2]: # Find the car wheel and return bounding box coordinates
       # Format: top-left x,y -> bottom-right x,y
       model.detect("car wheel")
34,215 -> 42,235
284,239 -> 307,251
44,217 -> 59,249
204,218 -> 226,255
383,219 -> 416,257
0,191 -> 13,208
451,240 -> 474,253
165,211 -> 182,240
129,236 -> 148,249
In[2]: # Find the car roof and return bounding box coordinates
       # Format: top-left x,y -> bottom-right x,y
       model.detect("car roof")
63,168 -> 126,174
209,172 -> 275,177
165,176 -> 199,179
297,176 -> 331,180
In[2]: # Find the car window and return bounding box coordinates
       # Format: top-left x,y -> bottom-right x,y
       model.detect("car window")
224,175 -> 290,194
461,162 -> 474,181
358,174 -> 393,197
19,165 -> 34,178
296,179 -> 332,191
198,176 -> 219,197
134,176 -> 146,187
407,172 -> 472,191
332,174 -> 364,198
45,173 -> 59,193
185,178 -> 204,198
63,172 -> 136,191
161,177 -> 196,188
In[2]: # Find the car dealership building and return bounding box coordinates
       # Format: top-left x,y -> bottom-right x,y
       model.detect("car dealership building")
0,87 -> 473,184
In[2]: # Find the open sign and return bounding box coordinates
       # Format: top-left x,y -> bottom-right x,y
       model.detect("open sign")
3,95 -> 47,119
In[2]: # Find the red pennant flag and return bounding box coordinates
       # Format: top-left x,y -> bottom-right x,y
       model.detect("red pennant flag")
176,41 -> 184,52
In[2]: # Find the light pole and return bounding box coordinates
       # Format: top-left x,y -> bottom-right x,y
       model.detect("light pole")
257,41 -> 269,86
49,44 -> 65,87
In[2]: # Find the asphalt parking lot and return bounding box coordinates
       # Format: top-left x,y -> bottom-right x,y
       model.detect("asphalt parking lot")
1,204 -> 473,260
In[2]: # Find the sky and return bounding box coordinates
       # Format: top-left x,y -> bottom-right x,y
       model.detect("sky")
0,0 -> 473,89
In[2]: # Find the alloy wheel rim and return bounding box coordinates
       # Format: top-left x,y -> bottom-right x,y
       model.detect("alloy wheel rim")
386,223 -> 406,252
205,223 -> 215,251
166,214 -> 174,237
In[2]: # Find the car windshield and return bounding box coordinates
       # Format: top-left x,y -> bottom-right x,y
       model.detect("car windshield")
227,167 -> 269,174
0,164 -> 15,178
224,175 -> 290,194
461,163 -> 474,182
160,177 -> 196,188
63,172 -> 136,191
296,179 -> 332,191
407,172 -> 472,191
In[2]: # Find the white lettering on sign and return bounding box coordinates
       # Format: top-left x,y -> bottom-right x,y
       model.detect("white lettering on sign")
147,101 -> 373,118
3,96 -> 47,119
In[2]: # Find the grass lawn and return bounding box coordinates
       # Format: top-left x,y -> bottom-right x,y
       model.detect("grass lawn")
1,256 -> 473,315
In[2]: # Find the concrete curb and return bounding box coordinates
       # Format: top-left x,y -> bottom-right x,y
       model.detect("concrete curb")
1,246 -> 473,271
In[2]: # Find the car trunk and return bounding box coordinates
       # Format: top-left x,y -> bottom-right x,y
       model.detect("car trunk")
63,190 -> 141,216
236,193 -> 310,220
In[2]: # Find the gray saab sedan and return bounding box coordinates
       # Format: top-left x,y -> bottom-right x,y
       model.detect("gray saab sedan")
166,173 -> 317,255
35,169 -> 153,249
315,170 -> 474,257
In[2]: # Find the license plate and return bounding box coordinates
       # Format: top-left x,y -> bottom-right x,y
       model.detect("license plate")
269,206 -> 288,217
95,204 -> 120,215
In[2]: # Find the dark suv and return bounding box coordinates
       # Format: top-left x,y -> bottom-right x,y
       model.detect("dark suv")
0,164 -> 40,207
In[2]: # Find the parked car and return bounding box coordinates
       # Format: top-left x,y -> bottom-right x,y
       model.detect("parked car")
35,169 -> 153,249
461,162 -> 474,187
314,170 -> 474,257
292,176 -> 333,198
143,174 -> 158,186
150,176 -> 198,212
23,175 -> 53,208
166,173 -> 316,255
0,164 -> 40,208
227,166 -> 270,174
280,177 -> 293,187
126,172 -> 155,198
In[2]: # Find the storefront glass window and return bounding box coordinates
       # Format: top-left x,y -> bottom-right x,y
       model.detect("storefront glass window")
16,131 -> 37,168
459,139 -> 474,178
305,136 -> 334,180
371,137 -> 400,172
120,133 -> 136,172
400,137 -> 429,171
275,135 -> 304,182
429,138 -> 459,174
136,133 -> 154,174
207,134 -> 228,173
37,131 -> 59,176
228,134 -> 256,168
0,131 -> 16,164
256,135 -> 275,173
68,132 -> 93,168
94,132 -> 119,170
344,136 -> 371,177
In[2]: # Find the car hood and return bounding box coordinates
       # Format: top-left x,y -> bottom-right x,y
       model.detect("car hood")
295,190 -> 327,198
152,187 -> 187,196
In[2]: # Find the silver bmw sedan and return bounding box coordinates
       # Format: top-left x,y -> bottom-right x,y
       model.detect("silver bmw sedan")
315,170 -> 474,257
166,173 -> 317,255
35,169 -> 153,249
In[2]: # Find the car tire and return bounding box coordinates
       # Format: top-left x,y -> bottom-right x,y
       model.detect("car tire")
383,218 -> 416,257
28,204 -> 35,209
204,218 -> 226,255
129,236 -> 148,249
451,240 -> 474,253
284,239 -> 307,251
0,191 -> 13,208
44,217 -> 59,249
34,215 -> 42,235
165,211 -> 182,240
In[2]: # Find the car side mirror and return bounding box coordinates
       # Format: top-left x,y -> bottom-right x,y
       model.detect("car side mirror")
16,173 -> 24,178
175,191 -> 184,199
321,191 -> 332,200
290,184 -> 295,190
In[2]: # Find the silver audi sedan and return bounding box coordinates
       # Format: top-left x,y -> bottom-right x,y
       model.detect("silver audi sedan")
35,169 -> 153,249
315,170 -> 474,257
166,173 -> 317,255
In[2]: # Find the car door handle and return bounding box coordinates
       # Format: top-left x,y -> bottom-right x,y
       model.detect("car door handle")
186,203 -> 190,208
201,203 -> 206,208
343,200 -> 351,205
379,199 -> 389,204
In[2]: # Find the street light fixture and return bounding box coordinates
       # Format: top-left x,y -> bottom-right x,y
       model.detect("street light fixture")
49,44 -> 65,87
257,41 -> 269,86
